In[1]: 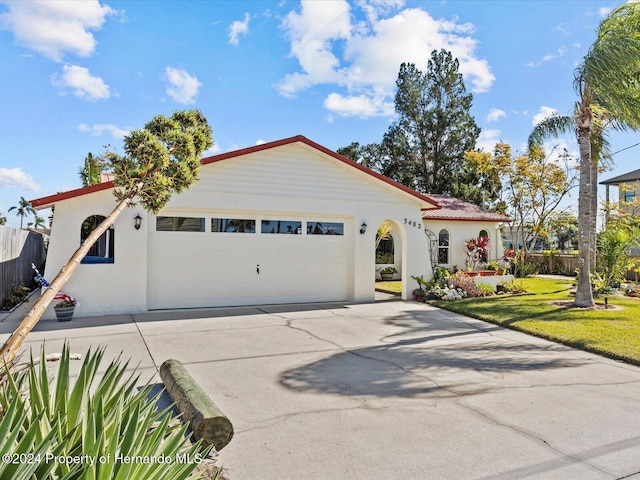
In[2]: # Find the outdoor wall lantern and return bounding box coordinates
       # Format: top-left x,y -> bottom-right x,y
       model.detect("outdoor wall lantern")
134,213 -> 143,230
360,221 -> 367,235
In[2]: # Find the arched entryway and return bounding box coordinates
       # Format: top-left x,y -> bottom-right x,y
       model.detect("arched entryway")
374,219 -> 405,301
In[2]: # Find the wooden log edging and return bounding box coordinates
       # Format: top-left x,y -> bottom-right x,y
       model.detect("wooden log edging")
159,359 -> 234,451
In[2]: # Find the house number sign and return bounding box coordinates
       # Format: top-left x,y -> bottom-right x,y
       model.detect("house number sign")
403,218 -> 422,229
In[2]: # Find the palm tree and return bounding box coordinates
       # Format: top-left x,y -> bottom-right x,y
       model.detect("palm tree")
530,3 -> 640,308
8,196 -> 36,228
79,152 -> 108,186
27,216 -> 47,229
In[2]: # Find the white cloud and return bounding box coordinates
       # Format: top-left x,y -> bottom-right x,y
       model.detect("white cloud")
0,0 -> 116,62
486,108 -> 506,122
278,1 -> 494,119
228,13 -> 250,46
78,123 -> 129,138
324,92 -> 394,118
0,167 -> 41,191
598,7 -> 613,17
542,46 -> 567,62
532,106 -> 558,126
52,64 -> 110,100
476,129 -> 501,152
164,67 -> 202,104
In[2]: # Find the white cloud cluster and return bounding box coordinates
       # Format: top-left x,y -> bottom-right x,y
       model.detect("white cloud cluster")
486,108 -> 506,122
52,65 -> 111,101
78,123 -> 129,138
0,0 -> 116,62
228,13 -> 250,46
164,67 -> 202,104
278,0 -> 494,118
0,167 -> 41,191
532,106 -> 559,126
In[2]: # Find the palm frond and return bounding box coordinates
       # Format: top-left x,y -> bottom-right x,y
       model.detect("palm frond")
528,114 -> 576,150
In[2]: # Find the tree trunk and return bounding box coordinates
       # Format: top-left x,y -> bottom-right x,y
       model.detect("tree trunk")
574,103 -> 595,308
590,155 -> 598,268
0,187 -> 140,365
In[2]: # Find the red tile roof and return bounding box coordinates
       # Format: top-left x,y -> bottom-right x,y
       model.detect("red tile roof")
31,135 -> 439,210
422,194 -> 511,222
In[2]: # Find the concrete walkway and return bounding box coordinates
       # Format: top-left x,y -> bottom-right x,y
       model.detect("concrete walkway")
2,298 -> 640,479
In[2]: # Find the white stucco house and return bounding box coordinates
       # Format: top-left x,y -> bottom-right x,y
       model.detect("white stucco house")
32,136 -> 512,318
32,136 -> 445,318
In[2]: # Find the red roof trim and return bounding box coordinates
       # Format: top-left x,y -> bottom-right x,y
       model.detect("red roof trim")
31,181 -> 114,209
31,135 -> 439,209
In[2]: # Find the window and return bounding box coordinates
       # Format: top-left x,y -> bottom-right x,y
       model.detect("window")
624,191 -> 636,203
156,217 -> 205,232
307,222 -> 344,235
212,218 -> 255,233
80,215 -> 114,264
261,220 -> 302,234
438,229 -> 449,265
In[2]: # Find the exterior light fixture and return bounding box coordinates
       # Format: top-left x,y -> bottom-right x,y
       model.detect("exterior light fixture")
360,221 -> 367,235
134,213 -> 143,230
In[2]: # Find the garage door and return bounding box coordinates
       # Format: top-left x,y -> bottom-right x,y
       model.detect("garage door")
148,215 -> 350,309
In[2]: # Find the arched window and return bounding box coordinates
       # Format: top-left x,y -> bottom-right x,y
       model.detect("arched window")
438,229 -> 449,265
479,229 -> 488,239
80,215 -> 114,264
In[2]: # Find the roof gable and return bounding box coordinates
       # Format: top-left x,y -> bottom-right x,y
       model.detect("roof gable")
31,135 -> 439,210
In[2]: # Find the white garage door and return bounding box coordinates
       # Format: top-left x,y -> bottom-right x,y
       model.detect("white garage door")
148,215 -> 350,309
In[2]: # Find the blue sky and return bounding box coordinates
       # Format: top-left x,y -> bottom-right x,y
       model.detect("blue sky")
1,0 -> 638,228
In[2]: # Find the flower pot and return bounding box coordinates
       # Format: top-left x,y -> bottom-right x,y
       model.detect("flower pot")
462,271 -> 478,277
54,306 -> 75,322
496,269 -> 506,275
479,271 -> 495,276
380,273 -> 394,281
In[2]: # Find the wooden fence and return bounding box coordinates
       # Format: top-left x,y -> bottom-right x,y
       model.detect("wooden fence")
527,251 -> 640,281
0,226 -> 46,308
527,252 -> 579,275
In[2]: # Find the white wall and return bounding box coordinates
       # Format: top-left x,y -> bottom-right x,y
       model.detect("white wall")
424,220 -> 505,273
43,189 -> 148,319
43,142 -> 433,316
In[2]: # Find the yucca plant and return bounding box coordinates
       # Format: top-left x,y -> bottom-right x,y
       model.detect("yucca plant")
0,344 -> 211,480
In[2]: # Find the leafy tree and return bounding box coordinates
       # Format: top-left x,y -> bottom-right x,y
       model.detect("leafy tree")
547,211 -> 579,250
531,3 -> 640,307
341,50 -> 488,203
387,49 -> 481,196
79,151 -> 110,186
596,223 -> 640,289
0,109 -> 213,365
8,196 -> 36,228
0,212 -> 6,225
477,143 -> 578,262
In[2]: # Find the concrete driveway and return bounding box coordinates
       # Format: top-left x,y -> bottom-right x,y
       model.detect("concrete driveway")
3,297 -> 640,479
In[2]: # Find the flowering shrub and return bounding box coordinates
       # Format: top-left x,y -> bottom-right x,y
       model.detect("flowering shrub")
448,271 -> 491,298
429,285 -> 467,300
465,235 -> 491,270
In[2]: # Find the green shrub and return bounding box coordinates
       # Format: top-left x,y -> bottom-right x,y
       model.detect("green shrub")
1,282 -> 31,310
0,345 -> 211,480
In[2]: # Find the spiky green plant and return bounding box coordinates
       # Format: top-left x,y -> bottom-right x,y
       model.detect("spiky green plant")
0,345 -> 210,480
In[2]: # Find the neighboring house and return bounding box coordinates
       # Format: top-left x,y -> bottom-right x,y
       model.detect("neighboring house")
421,194 -> 511,271
600,168 -> 640,220
31,136 -> 441,318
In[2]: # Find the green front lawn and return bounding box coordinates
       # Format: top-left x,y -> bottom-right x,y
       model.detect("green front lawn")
432,277 -> 640,365
375,280 -> 402,294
